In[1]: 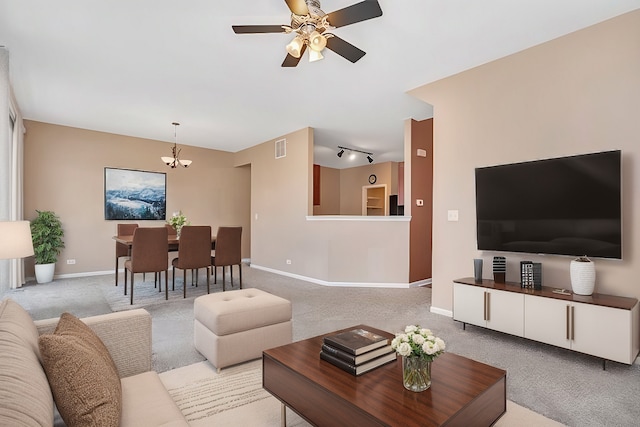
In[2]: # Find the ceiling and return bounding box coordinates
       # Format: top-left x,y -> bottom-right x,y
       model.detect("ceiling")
2,1 -> 639,169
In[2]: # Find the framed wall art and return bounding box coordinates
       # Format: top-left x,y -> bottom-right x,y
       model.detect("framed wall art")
104,167 -> 166,220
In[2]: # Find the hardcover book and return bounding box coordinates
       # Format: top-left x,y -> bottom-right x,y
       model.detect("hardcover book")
321,343 -> 394,365
319,350 -> 397,376
323,328 -> 389,355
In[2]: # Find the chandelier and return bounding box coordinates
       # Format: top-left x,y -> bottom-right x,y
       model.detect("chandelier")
161,122 -> 192,168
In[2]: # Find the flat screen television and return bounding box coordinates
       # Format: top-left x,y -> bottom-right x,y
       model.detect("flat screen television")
475,150 -> 621,259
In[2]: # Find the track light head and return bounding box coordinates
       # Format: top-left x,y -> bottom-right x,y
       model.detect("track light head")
367,155 -> 373,163
337,149 -> 344,158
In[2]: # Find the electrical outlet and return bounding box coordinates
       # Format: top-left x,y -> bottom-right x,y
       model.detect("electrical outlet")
66,259 -> 76,265
286,259 -> 292,265
447,210 -> 459,222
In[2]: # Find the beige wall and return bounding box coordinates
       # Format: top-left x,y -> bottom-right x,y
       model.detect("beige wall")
314,162 -> 399,216
23,121 -> 251,277
235,128 -> 411,285
410,10 -> 640,312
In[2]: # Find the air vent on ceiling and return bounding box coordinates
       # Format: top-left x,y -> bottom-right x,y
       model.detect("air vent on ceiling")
275,139 -> 286,159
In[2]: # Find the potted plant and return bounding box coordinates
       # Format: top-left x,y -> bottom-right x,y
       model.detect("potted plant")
30,210 -> 65,283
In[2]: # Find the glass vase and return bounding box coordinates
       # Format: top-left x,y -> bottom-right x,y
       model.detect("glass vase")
402,356 -> 431,392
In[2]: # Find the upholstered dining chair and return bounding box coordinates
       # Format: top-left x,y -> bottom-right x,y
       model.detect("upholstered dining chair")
211,226 -> 242,291
171,225 -> 213,298
115,223 -> 138,287
124,227 -> 169,305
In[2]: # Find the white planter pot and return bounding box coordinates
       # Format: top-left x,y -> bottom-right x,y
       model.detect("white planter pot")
35,263 -> 55,284
570,258 -> 595,295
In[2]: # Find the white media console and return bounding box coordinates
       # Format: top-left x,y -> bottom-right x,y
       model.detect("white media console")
453,277 -> 639,367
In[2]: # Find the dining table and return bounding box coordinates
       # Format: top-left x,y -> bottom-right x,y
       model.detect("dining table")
113,234 -> 216,252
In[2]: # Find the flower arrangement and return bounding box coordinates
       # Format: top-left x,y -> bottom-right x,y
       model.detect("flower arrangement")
391,325 -> 446,362
167,211 -> 189,236
392,325 -> 446,391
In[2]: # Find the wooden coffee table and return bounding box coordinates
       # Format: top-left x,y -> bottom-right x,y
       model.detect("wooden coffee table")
263,325 -> 506,427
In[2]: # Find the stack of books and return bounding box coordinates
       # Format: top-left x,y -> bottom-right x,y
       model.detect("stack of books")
319,327 -> 396,376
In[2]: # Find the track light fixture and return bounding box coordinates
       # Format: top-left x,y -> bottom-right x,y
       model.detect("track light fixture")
337,146 -> 373,163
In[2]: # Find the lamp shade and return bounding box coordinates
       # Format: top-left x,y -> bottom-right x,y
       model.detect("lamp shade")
286,36 -> 304,58
308,49 -> 324,62
0,221 -> 34,259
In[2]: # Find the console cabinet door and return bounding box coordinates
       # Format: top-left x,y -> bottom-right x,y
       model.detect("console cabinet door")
524,295 -> 571,349
487,289 -> 524,337
453,284 -> 524,335
572,302 -> 632,364
453,283 -> 487,327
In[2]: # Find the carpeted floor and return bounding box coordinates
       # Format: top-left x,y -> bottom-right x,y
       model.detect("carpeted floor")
4,266 -> 640,426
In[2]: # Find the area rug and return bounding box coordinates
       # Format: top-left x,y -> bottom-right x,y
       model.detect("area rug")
102,273 -> 232,312
159,360 -> 565,426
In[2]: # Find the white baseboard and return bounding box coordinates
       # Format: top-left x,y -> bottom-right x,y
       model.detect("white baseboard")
430,306 -> 453,317
28,263 -> 432,290
250,264 -> 427,289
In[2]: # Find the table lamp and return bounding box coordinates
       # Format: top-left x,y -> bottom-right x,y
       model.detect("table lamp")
0,221 -> 34,260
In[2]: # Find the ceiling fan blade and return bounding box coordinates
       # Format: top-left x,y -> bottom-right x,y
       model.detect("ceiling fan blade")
282,44 -> 307,67
232,25 -> 287,34
284,0 -> 309,16
325,36 -> 366,63
326,0 -> 383,28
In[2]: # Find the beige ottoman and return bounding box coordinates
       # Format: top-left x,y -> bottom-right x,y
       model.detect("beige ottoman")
194,288 -> 292,371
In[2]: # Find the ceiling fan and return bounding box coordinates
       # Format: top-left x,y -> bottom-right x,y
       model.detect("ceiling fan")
232,0 -> 383,67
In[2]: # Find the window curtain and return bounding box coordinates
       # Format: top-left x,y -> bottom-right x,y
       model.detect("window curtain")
0,47 -> 28,291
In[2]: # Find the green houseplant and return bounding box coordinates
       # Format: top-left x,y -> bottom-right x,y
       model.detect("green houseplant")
30,210 -> 65,283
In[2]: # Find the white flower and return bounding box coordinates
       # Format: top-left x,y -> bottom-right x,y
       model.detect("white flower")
412,334 -> 425,345
423,341 -> 437,355
396,342 -> 413,357
393,324 -> 446,361
391,336 -> 401,348
405,325 -> 418,333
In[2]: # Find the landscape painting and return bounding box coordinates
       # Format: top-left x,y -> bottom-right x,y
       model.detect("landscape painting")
104,168 -> 166,220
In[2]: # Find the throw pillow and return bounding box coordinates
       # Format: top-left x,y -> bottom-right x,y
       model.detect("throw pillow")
38,312 -> 122,427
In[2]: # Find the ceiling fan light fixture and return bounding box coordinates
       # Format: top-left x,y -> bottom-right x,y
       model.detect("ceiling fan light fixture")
309,31 -> 327,51
286,36 -> 304,58
308,49 -> 324,62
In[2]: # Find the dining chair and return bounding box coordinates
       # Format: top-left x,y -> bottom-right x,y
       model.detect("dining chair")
148,224 -> 178,286
211,226 -> 242,291
124,227 -> 169,305
171,225 -> 213,298
115,223 -> 138,287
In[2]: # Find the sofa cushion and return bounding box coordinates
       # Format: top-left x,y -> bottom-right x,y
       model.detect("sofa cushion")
0,298 -> 54,426
121,371 -> 189,426
39,312 -> 122,427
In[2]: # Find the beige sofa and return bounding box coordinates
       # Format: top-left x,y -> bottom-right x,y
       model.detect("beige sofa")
0,298 -> 188,426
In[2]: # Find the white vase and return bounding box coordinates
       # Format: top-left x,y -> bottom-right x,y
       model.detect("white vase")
570,258 -> 595,295
35,263 -> 56,284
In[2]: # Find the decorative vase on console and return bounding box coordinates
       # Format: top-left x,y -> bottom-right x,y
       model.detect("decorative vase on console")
570,256 -> 595,295
391,325 -> 446,392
